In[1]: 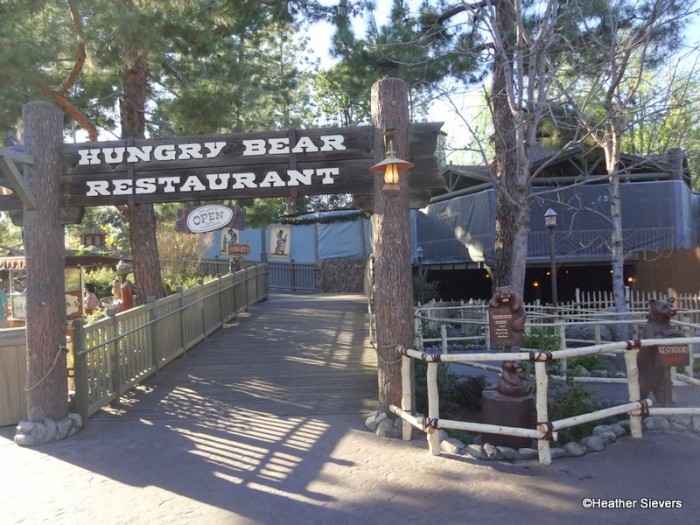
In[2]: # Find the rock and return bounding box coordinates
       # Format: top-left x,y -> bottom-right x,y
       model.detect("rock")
550,447 -> 568,459
692,416 -> 700,432
643,416 -> 671,431
57,418 -> 74,439
614,371 -> 627,378
610,423 -> 627,437
43,418 -> 58,442
564,442 -> 587,457
618,419 -> 631,433
365,411 -> 387,432
465,444 -> 485,460
441,438 -> 466,455
483,443 -> 500,460
375,418 -> 396,437
565,323 -> 616,344
591,424 -> 613,435
670,415 -> 692,430
68,412 -> 83,428
518,448 -> 539,460
437,429 -> 449,442
590,369 -> 609,378
593,425 -> 618,444
581,435 -> 606,452
496,447 -> 520,461
16,420 -> 35,434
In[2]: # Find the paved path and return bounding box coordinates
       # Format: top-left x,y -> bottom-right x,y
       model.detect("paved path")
1,293 -> 699,524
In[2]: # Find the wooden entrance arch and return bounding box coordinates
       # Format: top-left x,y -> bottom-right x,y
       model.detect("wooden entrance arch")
0,78 -> 443,438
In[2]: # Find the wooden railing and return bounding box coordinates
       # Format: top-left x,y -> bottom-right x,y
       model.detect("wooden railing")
393,336 -> 700,465
72,264 -> 268,424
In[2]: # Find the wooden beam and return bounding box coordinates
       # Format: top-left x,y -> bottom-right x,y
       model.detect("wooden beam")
0,148 -> 37,210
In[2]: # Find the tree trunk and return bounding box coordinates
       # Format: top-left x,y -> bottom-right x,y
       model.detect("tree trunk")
120,47 -> 166,299
23,102 -> 68,421
491,0 -> 530,295
370,78 -> 414,413
605,120 -> 629,340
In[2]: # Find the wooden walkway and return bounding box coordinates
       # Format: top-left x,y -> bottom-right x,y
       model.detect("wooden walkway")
96,293 -> 379,422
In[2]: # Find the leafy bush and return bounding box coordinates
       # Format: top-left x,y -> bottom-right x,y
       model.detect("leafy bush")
567,353 -> 614,375
548,378 -> 600,444
84,267 -> 118,300
413,275 -> 440,304
455,374 -> 489,410
523,327 -> 559,351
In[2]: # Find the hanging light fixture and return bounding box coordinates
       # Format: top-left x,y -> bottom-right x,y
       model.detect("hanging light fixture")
369,127 -> 414,196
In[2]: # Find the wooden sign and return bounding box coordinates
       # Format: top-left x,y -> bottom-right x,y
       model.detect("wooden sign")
489,304 -> 523,347
227,243 -> 251,256
656,344 -> 690,367
0,123 -> 444,211
176,205 -> 246,234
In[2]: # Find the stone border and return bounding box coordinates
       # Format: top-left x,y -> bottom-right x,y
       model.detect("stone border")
365,411 -> 700,462
14,413 -> 84,447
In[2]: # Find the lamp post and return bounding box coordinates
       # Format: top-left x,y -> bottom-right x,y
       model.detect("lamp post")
544,208 -> 558,308
415,246 -> 425,303
415,246 -> 424,278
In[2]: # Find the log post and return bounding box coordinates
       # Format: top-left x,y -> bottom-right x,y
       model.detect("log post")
426,361 -> 441,455
401,355 -> 413,440
370,78 -> 414,414
22,102 -> 67,422
535,361 -> 552,465
624,348 -> 644,438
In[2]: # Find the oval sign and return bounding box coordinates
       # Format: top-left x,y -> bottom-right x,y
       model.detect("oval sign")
186,205 -> 234,233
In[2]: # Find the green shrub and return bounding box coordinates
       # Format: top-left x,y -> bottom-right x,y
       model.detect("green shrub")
568,354 -> 613,375
455,374 -> 488,410
523,327 -> 559,351
548,378 -> 599,444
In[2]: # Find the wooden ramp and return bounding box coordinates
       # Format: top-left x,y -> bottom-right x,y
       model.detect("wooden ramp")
97,293 -> 379,421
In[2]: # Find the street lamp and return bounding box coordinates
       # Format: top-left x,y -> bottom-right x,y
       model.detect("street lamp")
415,246 -> 424,277
544,208 -> 558,308
369,126 -> 415,196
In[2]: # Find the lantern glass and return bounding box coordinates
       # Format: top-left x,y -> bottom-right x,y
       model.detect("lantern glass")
544,208 -> 558,229
384,163 -> 400,185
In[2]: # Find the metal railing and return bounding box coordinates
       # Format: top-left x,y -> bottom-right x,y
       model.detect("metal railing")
72,264 -> 268,424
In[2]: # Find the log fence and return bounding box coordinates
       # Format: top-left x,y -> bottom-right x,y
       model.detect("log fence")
392,336 -> 700,464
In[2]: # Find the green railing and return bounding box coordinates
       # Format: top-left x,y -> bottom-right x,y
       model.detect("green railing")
72,264 -> 268,424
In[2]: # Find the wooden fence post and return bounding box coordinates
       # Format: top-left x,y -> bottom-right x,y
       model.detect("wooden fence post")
624,348 -> 644,438
426,361 -> 441,455
72,319 -> 89,428
535,361 -> 552,465
401,355 -> 413,440
147,296 -> 160,373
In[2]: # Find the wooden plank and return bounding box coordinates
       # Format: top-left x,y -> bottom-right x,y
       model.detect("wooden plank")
0,154 -> 37,210
0,330 -> 28,426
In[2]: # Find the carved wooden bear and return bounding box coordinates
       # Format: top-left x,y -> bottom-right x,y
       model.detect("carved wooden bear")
638,298 -> 684,406
497,360 -> 532,397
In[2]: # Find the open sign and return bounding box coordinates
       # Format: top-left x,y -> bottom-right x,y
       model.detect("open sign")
186,205 -> 233,233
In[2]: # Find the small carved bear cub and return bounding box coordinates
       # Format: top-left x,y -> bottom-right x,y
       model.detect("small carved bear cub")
638,298 -> 684,407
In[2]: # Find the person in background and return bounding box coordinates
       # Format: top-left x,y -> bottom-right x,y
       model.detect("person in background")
83,283 -> 100,315
0,283 -> 9,328
116,260 -> 136,312
110,278 -> 123,313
